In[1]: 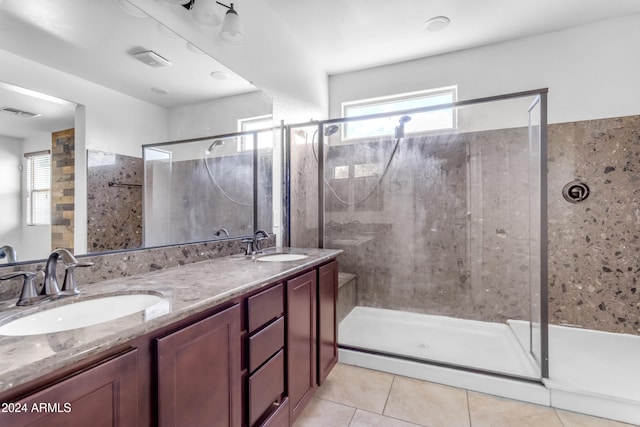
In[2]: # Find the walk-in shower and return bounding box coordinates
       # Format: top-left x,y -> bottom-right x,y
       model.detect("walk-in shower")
286,89 -> 548,381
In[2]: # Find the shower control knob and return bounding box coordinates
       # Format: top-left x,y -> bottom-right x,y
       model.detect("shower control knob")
562,181 -> 590,203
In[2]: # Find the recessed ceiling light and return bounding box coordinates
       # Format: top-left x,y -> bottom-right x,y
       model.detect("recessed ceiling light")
423,16 -> 450,32
210,71 -> 229,80
186,42 -> 206,55
150,87 -> 168,95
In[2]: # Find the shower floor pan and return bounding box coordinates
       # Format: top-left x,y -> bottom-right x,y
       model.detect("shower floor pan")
339,306 -> 540,379
338,306 -> 640,424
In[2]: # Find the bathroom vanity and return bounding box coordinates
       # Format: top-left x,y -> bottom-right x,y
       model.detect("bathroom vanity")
0,249 -> 339,426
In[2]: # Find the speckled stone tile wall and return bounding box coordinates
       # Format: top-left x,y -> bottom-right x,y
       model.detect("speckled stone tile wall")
87,150 -> 143,252
315,115 -> 640,335
548,115 -> 640,334
322,130 -> 534,323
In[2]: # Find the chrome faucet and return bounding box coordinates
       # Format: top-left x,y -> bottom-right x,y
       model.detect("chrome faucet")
42,248 -> 93,297
242,230 -> 270,256
0,245 -> 18,263
0,249 -> 93,306
0,270 -> 47,306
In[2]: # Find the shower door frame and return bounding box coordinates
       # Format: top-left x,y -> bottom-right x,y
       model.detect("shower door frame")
283,88 -> 550,380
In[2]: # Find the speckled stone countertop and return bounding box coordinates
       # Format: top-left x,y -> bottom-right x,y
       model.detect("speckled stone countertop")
0,247 -> 340,394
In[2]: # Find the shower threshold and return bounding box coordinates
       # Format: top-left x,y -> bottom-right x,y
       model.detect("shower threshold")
339,306 -> 540,380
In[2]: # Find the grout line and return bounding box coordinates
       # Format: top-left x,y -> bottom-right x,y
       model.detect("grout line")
382,374 -> 397,415
346,406 -> 357,426
553,408 -> 567,427
466,389 -> 472,427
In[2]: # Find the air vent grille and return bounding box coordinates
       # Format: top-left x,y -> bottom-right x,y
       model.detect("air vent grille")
0,106 -> 42,118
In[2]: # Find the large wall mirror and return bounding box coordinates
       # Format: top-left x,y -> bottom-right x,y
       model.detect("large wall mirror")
0,0 -> 273,266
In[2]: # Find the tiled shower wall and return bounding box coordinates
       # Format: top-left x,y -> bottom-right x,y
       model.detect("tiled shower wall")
87,150 -> 143,252
145,151 -> 273,245
292,115 -> 640,335
547,115 -> 640,334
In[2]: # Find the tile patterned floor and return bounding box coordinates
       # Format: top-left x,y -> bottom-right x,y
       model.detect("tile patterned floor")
293,364 -> 638,427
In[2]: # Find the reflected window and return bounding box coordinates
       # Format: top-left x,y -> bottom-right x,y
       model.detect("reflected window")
238,114 -> 273,151
333,165 -> 349,179
354,163 -> 380,178
342,86 -> 457,140
24,150 -> 51,226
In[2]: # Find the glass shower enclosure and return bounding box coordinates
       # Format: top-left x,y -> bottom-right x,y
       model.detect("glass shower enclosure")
286,89 -> 548,380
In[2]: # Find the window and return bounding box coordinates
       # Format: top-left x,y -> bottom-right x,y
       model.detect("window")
238,115 -> 273,151
342,86 -> 457,140
24,150 -> 51,226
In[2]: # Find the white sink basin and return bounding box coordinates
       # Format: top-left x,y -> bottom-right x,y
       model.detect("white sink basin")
257,253 -> 308,262
0,293 -> 163,336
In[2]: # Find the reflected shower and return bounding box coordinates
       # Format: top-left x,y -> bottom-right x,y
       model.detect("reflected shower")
205,139 -> 224,154
395,115 -> 412,138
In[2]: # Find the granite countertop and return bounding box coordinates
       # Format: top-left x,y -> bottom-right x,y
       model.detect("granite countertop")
0,247 -> 341,394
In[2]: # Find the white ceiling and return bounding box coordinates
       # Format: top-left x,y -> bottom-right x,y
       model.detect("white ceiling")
2,0 -> 640,139
265,0 -> 640,75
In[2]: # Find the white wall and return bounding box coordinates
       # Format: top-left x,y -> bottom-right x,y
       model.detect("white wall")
0,135 -> 22,262
168,91 -> 272,141
329,14 -> 640,125
20,133 -> 52,260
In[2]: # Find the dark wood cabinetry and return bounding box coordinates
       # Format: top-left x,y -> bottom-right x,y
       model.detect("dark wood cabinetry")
0,258 -> 339,427
156,304 -> 241,427
0,349 -> 139,427
286,270 -> 317,423
317,260 -> 338,385
246,283 -> 286,426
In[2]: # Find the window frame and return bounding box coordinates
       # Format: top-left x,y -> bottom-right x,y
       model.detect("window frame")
341,86 -> 457,141
24,150 -> 51,226
237,114 -> 273,152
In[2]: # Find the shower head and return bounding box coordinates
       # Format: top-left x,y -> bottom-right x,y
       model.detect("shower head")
395,115 -> 412,139
324,124 -> 340,137
398,115 -> 412,124
205,140 -> 224,154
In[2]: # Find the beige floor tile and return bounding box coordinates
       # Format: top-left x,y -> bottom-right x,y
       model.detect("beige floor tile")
555,409 -> 639,427
468,391 -> 562,427
315,363 -> 395,413
383,376 -> 470,427
293,397 -> 355,427
350,409 -> 425,427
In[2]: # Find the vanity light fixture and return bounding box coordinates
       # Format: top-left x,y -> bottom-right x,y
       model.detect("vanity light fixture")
183,1 -> 245,44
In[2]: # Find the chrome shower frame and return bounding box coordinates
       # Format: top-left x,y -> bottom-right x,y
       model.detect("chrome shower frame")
283,87 -> 549,379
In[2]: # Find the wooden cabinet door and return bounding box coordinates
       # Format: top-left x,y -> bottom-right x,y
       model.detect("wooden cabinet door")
156,304 -> 241,427
317,260 -> 338,385
286,270 -> 316,423
0,349 -> 139,427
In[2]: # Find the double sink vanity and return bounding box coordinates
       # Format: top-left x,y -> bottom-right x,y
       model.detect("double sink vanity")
0,248 -> 341,426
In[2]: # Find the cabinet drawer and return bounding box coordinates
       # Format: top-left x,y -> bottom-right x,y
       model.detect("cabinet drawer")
259,397 -> 289,427
248,283 -> 284,333
249,350 -> 284,426
249,316 -> 285,372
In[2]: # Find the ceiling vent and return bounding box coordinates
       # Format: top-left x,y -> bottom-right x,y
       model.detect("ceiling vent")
0,106 -> 42,118
131,50 -> 172,67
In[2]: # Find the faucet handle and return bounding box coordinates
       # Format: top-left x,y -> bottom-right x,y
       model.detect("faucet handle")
0,271 -> 47,306
60,261 -> 93,295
